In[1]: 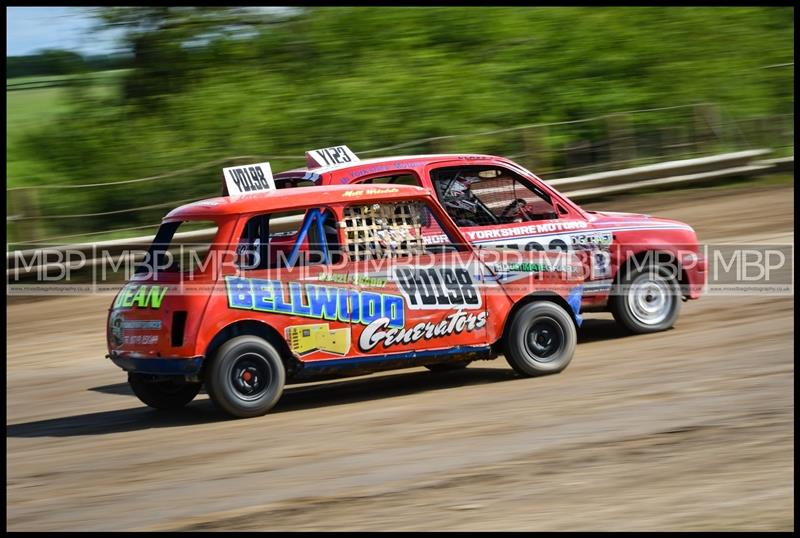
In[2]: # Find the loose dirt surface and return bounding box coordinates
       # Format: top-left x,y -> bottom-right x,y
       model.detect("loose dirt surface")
6,184 -> 794,531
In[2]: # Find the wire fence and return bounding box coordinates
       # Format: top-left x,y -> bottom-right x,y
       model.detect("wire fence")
4,102 -> 736,192
7,102 -> 794,247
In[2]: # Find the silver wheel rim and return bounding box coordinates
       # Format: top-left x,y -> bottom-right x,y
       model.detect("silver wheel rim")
626,272 -> 674,326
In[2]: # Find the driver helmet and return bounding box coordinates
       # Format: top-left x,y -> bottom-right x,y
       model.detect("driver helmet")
442,174 -> 480,213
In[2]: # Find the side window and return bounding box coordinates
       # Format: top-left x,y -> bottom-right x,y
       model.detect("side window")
274,178 -> 317,190
236,208 -> 342,271
431,166 -> 558,226
342,201 -> 463,261
357,173 -> 421,186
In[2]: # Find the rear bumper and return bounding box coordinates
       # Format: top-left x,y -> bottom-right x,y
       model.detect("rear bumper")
107,353 -> 203,376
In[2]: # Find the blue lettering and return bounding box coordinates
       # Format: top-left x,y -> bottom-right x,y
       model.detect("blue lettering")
336,289 -> 351,322
383,295 -> 405,328
225,277 -> 406,328
289,282 -> 311,316
307,284 -> 339,321
252,280 -> 274,312
360,292 -> 382,324
227,277 -> 254,309
343,290 -> 361,324
272,281 -> 293,313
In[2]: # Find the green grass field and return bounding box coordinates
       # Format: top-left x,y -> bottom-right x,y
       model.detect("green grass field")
6,70 -> 126,189
5,68 -> 793,247
7,85 -> 69,188
6,71 -> 128,244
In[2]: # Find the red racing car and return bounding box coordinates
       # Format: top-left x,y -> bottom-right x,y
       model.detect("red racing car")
267,146 -> 707,334
107,183 -> 585,418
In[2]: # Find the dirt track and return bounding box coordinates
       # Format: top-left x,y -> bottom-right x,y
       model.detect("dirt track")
6,183 -> 794,531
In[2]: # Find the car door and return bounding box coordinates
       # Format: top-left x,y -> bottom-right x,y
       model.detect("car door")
340,198 -> 489,358
226,206 -> 358,363
426,163 -> 614,291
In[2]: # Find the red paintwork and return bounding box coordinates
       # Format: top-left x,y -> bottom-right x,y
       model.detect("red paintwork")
107,184 -> 584,378
273,154 -> 707,305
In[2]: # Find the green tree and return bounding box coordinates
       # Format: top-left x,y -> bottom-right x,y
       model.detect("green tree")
91,7 -> 291,103
16,7 -> 793,238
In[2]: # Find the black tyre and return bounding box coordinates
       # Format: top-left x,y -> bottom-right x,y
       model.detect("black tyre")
425,360 -> 471,372
128,373 -> 201,410
610,260 -> 682,334
205,335 -> 286,418
504,301 -> 577,377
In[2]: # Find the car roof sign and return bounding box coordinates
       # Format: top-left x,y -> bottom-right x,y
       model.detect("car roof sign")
222,162 -> 276,197
305,145 -> 360,168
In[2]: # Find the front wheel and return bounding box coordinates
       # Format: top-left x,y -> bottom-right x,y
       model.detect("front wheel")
128,373 -> 201,410
504,301 -> 577,377
205,335 -> 286,418
610,261 -> 682,334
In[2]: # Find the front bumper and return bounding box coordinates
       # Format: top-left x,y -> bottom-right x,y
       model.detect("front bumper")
107,353 -> 204,376
683,255 -> 707,300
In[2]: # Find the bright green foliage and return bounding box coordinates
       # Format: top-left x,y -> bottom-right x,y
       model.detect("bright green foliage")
7,7 -> 794,241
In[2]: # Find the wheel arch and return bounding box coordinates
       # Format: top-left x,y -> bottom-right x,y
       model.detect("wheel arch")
614,248 -> 690,296
496,291 -> 580,349
203,319 -> 298,378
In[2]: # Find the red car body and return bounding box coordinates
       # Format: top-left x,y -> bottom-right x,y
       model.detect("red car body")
107,184 -> 585,416
272,153 -> 707,313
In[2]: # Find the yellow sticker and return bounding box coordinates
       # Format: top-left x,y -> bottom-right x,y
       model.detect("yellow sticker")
286,323 -> 351,356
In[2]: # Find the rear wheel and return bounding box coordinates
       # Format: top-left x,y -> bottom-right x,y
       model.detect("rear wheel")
128,373 -> 201,410
205,335 -> 286,418
610,260 -> 681,334
425,360 -> 471,372
504,302 -> 577,377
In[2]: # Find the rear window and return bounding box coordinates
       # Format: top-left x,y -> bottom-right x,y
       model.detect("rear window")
141,220 -> 219,274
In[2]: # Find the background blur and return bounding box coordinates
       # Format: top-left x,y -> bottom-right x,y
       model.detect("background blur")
6,7 -> 794,532
6,6 -> 794,246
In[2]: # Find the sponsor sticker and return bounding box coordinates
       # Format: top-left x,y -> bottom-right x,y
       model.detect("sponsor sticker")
317,273 -> 388,288
225,276 -> 405,328
286,323 -> 351,356
486,261 -> 579,274
114,285 -> 168,309
121,320 -> 162,330
359,310 -> 488,352
342,187 -> 399,197
571,232 -> 613,247
123,334 -> 159,345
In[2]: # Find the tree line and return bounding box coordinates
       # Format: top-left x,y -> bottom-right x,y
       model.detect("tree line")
7,50 -> 131,79
12,7 -> 794,238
